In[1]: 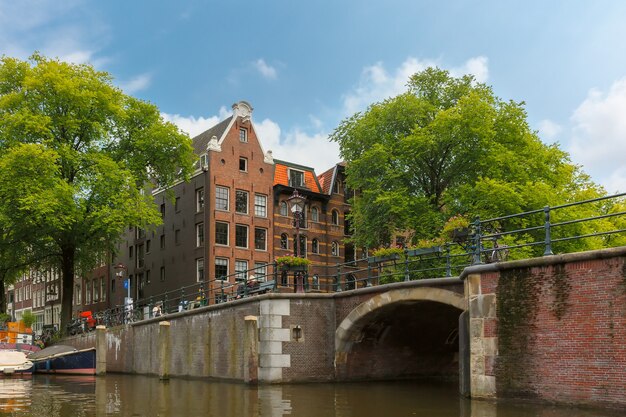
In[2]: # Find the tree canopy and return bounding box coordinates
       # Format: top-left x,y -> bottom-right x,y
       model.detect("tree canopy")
0,54 -> 195,328
330,67 -> 604,249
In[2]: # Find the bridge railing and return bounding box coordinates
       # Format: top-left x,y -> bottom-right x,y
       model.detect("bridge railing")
92,193 -> 626,327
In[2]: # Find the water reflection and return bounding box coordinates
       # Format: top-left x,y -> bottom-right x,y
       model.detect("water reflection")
0,375 -> 622,417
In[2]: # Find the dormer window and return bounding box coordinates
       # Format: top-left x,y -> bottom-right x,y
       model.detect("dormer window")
200,154 -> 208,169
239,128 -> 248,142
289,169 -> 305,188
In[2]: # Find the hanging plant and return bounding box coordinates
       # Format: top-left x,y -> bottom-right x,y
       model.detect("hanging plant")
441,215 -> 471,242
276,256 -> 311,271
370,247 -> 403,264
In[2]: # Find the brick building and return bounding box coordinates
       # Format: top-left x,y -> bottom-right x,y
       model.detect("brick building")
4,101 -> 352,321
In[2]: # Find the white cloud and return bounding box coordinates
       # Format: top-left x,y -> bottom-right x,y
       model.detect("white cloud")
119,73 -> 152,94
253,59 -> 277,80
569,77 -> 626,193
537,119 -> 563,141
162,112 -> 222,138
342,56 -> 489,116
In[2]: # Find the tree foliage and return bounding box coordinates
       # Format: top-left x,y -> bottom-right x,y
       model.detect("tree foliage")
331,67 -> 604,249
0,54 -> 195,327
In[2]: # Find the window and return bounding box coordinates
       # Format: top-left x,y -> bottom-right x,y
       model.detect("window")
239,128 -> 248,142
175,197 -> 181,212
289,169 -> 304,187
280,201 -> 288,216
196,258 -> 204,282
239,157 -> 248,172
235,225 -> 248,248
235,190 -> 248,214
101,277 -> 106,302
175,229 -> 181,245
146,239 -> 151,253
254,263 -> 267,282
137,244 -> 144,268
160,234 -> 165,249
86,281 -> 91,304
235,260 -> 248,283
293,235 -> 307,257
215,258 -> 228,280
200,154 -> 208,169
136,227 -> 145,239
280,233 -> 288,249
160,203 -> 165,218
331,209 -> 339,225
215,222 -> 229,245
331,241 -> 339,256
216,186 -> 229,211
129,246 -> 133,259
333,179 -> 343,194
311,206 -> 319,222
196,188 -> 204,212
196,223 -> 204,247
312,238 -> 319,254
254,228 -> 267,251
160,267 -> 165,282
254,194 -> 267,217
146,269 -> 151,284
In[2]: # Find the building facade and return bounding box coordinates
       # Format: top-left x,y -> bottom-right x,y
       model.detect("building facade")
4,101 -> 352,320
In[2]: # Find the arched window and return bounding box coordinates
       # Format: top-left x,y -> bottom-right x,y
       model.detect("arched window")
293,235 -> 307,257
311,238 -> 319,254
331,209 -> 339,225
280,233 -> 288,249
311,206 -> 319,222
280,201 -> 288,216
331,241 -> 339,256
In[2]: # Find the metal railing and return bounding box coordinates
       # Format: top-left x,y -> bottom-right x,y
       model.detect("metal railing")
88,192 -> 626,328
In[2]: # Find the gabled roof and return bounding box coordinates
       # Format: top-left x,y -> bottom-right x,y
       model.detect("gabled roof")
273,159 -> 323,193
190,116 -> 233,156
317,162 -> 346,195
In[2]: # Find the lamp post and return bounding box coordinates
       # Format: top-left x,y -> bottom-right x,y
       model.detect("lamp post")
288,190 -> 306,293
113,263 -> 129,306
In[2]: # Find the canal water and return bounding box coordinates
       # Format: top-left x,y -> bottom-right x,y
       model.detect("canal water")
0,375 -> 622,417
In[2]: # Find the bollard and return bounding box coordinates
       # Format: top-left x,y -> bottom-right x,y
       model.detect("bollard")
158,321 -> 171,380
243,315 -> 259,384
95,325 -> 106,376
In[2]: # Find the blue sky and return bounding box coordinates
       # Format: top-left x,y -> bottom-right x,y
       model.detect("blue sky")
2,1 -> 626,192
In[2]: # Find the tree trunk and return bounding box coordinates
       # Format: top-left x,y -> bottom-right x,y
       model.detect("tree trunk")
60,245 -> 75,335
0,274 -> 5,313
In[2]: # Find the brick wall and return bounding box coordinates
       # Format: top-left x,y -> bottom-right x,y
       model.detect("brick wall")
467,249 -> 626,410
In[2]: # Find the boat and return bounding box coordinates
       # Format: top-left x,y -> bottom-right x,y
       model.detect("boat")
0,349 -> 33,376
28,345 -> 96,375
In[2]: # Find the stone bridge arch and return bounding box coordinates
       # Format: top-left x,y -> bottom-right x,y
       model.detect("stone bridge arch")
335,286 -> 466,381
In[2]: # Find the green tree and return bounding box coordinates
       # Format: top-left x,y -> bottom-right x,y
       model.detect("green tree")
0,54 -> 195,332
331,67 -> 603,249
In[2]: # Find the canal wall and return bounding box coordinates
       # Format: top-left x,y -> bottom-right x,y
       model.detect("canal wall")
464,247 -> 626,410
64,279 -> 465,383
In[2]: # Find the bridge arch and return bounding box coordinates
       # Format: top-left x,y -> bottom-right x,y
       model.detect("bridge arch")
335,286 -> 465,381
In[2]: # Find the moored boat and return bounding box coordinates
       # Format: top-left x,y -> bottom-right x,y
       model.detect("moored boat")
0,350 -> 33,376
28,345 -> 96,375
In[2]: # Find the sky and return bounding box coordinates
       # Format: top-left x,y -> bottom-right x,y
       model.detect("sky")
2,1 -> 626,192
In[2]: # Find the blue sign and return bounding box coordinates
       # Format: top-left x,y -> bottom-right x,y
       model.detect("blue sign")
124,279 -> 129,289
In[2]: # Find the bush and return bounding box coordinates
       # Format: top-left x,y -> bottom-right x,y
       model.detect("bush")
21,310 -> 35,328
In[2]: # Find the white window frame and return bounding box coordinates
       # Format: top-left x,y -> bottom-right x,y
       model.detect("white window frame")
235,224 -> 248,248
215,221 -> 229,246
196,188 -> 204,212
239,157 -> 248,172
254,227 -> 267,251
235,190 -> 249,214
196,258 -> 204,282
254,194 -> 267,217
235,260 -> 248,283
215,258 -> 228,281
196,222 -> 204,247
215,186 -> 229,211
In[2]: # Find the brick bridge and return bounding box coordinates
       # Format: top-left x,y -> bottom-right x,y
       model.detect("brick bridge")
70,247 -> 626,410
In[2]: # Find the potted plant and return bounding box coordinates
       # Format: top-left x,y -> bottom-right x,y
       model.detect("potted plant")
441,215 -> 471,243
369,247 -> 403,264
276,256 -> 312,272
20,310 -> 35,333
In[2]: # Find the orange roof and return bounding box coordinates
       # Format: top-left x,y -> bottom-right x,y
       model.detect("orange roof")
273,162 -> 321,193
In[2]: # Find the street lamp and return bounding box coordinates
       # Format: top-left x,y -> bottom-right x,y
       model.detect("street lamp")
113,263 -> 129,306
287,190 -> 306,293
